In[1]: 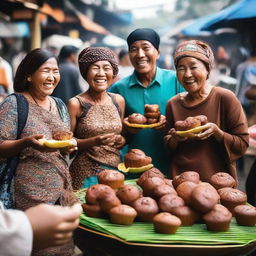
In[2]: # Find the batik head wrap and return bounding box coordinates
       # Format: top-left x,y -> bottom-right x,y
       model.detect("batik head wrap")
173,40 -> 215,72
78,47 -> 118,80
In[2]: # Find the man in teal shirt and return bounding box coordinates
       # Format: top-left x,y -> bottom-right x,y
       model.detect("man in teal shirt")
109,28 -> 184,176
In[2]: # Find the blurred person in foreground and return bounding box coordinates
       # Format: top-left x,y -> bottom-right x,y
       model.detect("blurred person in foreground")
0,202 -> 82,256
0,48 -> 78,255
67,47 -> 125,190
164,40 -> 249,184
52,45 -> 82,104
109,28 -> 184,176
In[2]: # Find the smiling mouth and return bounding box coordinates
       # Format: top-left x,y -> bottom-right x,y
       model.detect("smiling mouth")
95,79 -> 107,84
136,60 -> 148,66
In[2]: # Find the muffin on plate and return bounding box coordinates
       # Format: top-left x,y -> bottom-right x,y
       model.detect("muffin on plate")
203,204 -> 232,232
153,212 -> 181,234
97,169 -> 124,189
234,205 -> 256,226
218,187 -> 247,214
109,204 -> 137,225
210,172 -> 236,190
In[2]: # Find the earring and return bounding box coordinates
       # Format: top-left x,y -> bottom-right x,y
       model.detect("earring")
27,77 -> 31,82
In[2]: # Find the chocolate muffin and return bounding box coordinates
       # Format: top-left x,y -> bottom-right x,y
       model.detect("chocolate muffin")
234,205 -> 256,226
152,184 -> 177,200
128,113 -> 147,124
116,184 -> 142,205
133,197 -> 159,222
140,176 -> 165,197
158,194 -> 185,213
203,204 -> 232,232
172,171 -> 200,189
218,187 -> 247,214
109,204 -> 137,225
52,130 -> 73,140
210,172 -> 236,190
82,203 -> 102,218
86,184 -> 115,205
171,205 -> 200,226
190,183 -> 220,213
176,181 -> 198,205
136,168 -> 165,187
124,149 -> 152,168
97,169 -> 124,189
153,212 -> 181,234
98,192 -> 121,213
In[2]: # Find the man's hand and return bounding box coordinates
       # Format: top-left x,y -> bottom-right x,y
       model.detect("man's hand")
25,203 -> 82,249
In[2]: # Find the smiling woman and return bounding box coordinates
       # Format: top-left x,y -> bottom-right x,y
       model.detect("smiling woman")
0,48 -> 78,256
164,40 -> 249,185
67,47 -> 126,190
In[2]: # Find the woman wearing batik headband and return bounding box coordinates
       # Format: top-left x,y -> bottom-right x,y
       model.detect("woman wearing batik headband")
164,39 -> 249,185
67,47 -> 125,189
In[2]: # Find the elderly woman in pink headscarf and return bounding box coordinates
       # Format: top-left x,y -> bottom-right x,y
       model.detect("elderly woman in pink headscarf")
164,40 -> 249,185
67,47 -> 125,190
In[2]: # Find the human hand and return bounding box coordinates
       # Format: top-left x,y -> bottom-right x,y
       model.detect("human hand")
113,134 -> 126,148
25,135 -> 58,152
166,128 -> 189,143
153,115 -> 166,130
25,203 -> 82,249
94,133 -> 117,146
194,122 -> 223,141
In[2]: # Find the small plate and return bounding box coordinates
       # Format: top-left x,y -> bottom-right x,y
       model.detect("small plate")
123,120 -> 162,129
117,162 -> 153,173
176,125 -> 207,137
39,138 -> 76,148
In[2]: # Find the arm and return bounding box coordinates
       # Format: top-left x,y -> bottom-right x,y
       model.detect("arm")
0,96 -> 58,158
0,207 -> 33,256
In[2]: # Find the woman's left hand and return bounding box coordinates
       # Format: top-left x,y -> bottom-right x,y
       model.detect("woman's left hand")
153,115 -> 166,130
113,135 -> 126,148
195,122 -> 224,141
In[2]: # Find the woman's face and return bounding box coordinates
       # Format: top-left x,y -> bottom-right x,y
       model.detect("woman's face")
28,57 -> 60,97
86,60 -> 114,92
176,57 -> 208,94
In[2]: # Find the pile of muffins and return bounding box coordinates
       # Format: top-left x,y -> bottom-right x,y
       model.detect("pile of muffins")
128,104 -> 161,125
82,169 -> 256,235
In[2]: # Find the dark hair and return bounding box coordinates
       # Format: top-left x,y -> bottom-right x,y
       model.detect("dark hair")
58,45 -> 78,63
14,48 -> 56,92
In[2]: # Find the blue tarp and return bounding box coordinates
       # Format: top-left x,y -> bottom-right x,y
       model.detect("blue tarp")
181,0 -> 256,36
202,0 -> 256,30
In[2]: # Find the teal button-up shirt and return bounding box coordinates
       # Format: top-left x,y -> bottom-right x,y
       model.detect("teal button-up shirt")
109,67 -> 184,176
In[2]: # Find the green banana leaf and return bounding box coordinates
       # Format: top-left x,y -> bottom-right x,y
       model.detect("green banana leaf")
76,180 -> 256,246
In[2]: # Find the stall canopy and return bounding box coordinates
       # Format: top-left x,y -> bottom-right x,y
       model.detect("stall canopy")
201,0 -> 256,31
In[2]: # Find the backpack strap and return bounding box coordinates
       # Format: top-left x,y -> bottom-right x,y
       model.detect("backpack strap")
52,96 -> 70,128
13,93 -> 29,139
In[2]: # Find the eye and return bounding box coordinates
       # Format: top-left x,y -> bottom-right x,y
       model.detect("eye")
177,67 -> 185,71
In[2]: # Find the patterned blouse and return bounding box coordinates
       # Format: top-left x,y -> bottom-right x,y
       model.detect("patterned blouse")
0,94 -> 75,256
69,93 -> 122,189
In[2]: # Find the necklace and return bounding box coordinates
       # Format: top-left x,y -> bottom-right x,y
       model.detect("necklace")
29,92 -> 52,112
